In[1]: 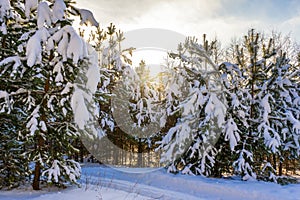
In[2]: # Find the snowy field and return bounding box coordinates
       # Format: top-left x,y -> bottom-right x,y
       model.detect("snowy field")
0,164 -> 300,200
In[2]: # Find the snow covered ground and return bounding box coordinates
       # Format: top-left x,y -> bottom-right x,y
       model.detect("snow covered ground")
0,164 -> 299,200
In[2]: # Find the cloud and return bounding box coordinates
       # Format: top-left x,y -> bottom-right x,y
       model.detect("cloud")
75,0 -> 300,45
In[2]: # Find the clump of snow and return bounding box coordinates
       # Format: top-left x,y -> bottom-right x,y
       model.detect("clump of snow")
26,106 -> 40,136
52,0 -> 66,23
71,88 -> 90,130
0,0 -> 10,18
47,25 -> 88,64
0,22 -> 7,34
26,28 -> 49,67
0,91 -> 9,113
78,9 -> 99,27
0,0 -> 11,34
71,43 -> 99,137
39,120 -> 47,132
61,82 -> 73,95
86,44 -> 100,94
65,26 -> 88,64
0,56 -> 21,75
224,118 -> 240,151
53,61 -> 64,84
37,2 -> 52,29
25,0 -> 38,18
0,90 -> 9,99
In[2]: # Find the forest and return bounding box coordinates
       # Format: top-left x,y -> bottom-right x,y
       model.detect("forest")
0,0 -> 300,191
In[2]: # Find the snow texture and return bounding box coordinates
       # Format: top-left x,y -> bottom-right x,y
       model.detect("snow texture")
2,165 -> 299,200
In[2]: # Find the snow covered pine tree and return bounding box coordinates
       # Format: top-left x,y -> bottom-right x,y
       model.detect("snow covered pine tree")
220,29 -> 300,182
158,30 -> 300,183
112,60 -> 163,167
157,36 -> 226,176
0,0 -> 29,189
0,0 -> 99,189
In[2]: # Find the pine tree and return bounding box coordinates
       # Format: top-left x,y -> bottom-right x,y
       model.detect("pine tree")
124,60 -> 162,167
78,24 -> 139,166
0,0 -> 31,189
221,29 -> 300,182
0,0 -> 99,189
157,36 -> 226,175
157,30 -> 300,183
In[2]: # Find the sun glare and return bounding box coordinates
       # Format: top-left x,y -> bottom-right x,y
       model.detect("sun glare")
131,48 -> 168,77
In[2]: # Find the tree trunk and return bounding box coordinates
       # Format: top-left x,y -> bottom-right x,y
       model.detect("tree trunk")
137,139 -> 143,167
32,135 -> 44,190
32,77 -> 49,190
79,141 -> 84,163
279,161 -> 283,176
273,154 -> 277,173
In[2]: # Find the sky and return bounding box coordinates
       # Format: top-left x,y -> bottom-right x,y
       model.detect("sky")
76,0 -> 300,46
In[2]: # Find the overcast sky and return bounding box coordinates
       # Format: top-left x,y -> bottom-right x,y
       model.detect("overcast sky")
76,0 -> 300,45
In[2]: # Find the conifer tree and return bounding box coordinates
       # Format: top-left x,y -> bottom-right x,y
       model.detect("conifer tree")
158,36 -> 226,175
0,0 -> 99,189
221,29 -> 300,182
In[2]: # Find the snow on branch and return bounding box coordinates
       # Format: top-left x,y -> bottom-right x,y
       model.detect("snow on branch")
47,25 -> 88,64
78,9 -> 99,27
26,28 -> 49,67
224,118 -> 240,151
37,2 -> 52,29
52,0 -> 66,23
71,44 -> 100,137
0,0 -> 11,34
42,159 -> 81,184
25,0 -> 38,18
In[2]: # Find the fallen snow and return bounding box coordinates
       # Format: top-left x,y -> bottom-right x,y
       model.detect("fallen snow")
1,164 -> 299,200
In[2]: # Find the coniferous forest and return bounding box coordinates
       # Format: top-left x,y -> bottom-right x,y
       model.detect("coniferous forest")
0,0 -> 300,191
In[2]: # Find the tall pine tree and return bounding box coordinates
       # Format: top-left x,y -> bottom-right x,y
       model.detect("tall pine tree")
0,0 -> 99,189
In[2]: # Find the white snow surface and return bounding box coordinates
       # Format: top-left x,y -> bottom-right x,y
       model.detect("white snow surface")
0,164 -> 299,200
